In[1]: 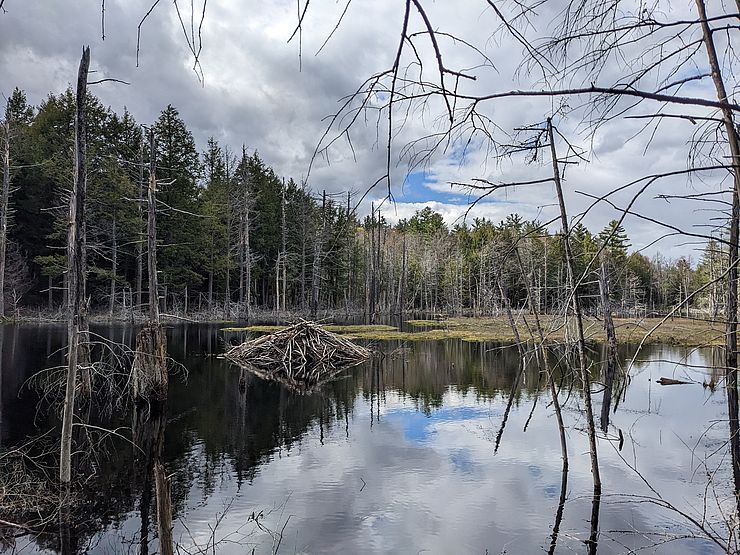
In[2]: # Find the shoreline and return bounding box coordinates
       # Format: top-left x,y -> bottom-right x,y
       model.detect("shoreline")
221,315 -> 725,348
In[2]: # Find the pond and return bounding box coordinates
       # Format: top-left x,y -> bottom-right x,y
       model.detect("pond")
0,323 -> 735,554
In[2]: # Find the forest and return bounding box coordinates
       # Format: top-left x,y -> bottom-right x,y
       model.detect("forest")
0,87 -> 721,320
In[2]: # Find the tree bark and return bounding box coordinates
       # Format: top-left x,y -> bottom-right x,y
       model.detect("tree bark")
694,0 -> 740,516
60,46 -> 90,485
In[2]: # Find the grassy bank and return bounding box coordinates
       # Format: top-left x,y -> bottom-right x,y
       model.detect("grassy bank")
222,316 -> 724,347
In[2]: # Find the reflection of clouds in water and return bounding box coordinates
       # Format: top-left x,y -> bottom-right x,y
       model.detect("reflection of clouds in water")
5,328 -> 733,554
384,404 -> 494,444
448,448 -> 480,476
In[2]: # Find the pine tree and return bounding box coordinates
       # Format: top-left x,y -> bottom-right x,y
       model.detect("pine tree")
152,105 -> 204,302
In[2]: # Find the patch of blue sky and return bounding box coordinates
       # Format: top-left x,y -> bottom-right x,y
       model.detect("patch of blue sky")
398,170 -> 523,210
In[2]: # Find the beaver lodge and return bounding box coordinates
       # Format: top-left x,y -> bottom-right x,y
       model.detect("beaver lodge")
224,321 -> 371,391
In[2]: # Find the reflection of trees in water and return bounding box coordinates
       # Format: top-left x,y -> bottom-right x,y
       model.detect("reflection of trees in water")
0,324 -> 725,553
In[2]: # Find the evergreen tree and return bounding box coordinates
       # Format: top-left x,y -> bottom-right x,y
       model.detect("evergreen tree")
152,104 -> 204,295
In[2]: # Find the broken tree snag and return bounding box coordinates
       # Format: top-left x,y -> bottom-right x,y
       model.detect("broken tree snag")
133,322 -> 168,402
146,129 -> 159,323
132,129 -> 168,403
224,321 -> 370,392
60,46 -> 90,485
135,126 -> 145,312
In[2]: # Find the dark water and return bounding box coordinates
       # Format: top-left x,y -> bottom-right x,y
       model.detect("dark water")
0,323 -> 735,554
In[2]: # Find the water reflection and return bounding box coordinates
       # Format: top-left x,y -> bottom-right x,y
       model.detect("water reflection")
0,324 -> 735,553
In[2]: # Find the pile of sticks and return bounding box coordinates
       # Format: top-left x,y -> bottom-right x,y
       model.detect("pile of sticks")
224,321 -> 370,389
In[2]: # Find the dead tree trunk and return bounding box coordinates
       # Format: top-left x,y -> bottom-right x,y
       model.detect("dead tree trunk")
109,217 -> 117,318
239,148 -> 252,319
375,207 -> 382,319
48,275 -> 53,311
208,234 -> 214,311
60,46 -> 90,485
397,235 -> 406,315
547,117 -> 601,547
0,119 -> 10,319
310,190 -> 326,318
136,128 -> 144,312
132,129 -> 168,403
694,0 -> 740,517
344,191 -> 353,313
598,254 -> 618,433
224,153 -> 232,319
280,178 -> 287,311
300,202 -> 308,310
368,204 -> 376,321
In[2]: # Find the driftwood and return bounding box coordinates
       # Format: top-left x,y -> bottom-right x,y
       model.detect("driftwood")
656,377 -> 692,386
224,321 -> 370,391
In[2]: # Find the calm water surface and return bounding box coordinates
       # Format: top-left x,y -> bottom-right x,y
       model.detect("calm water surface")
0,323 -> 734,554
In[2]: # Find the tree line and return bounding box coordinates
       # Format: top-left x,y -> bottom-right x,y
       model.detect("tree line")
0,86 -> 725,320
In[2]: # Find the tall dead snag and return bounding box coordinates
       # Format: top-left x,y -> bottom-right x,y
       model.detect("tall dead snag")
135,126 -> 145,312
310,190 -> 326,318
109,216 -> 117,317
547,118 -> 601,549
0,117 -> 9,319
132,129 -> 168,403
224,152 -> 232,319
694,0 -> 740,516
237,146 -> 251,319
60,46 -> 90,485
278,178 -> 287,312
396,235 -> 406,315
598,254 -> 618,433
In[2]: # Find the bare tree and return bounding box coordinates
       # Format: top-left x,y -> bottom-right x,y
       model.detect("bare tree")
310,190 -> 326,318
60,45 -> 90,490
132,129 -> 168,403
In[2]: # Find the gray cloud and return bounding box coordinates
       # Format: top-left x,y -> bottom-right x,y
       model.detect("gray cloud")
0,0 -> 733,259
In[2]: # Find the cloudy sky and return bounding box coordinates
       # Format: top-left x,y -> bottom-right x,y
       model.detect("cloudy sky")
0,0 -> 736,259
